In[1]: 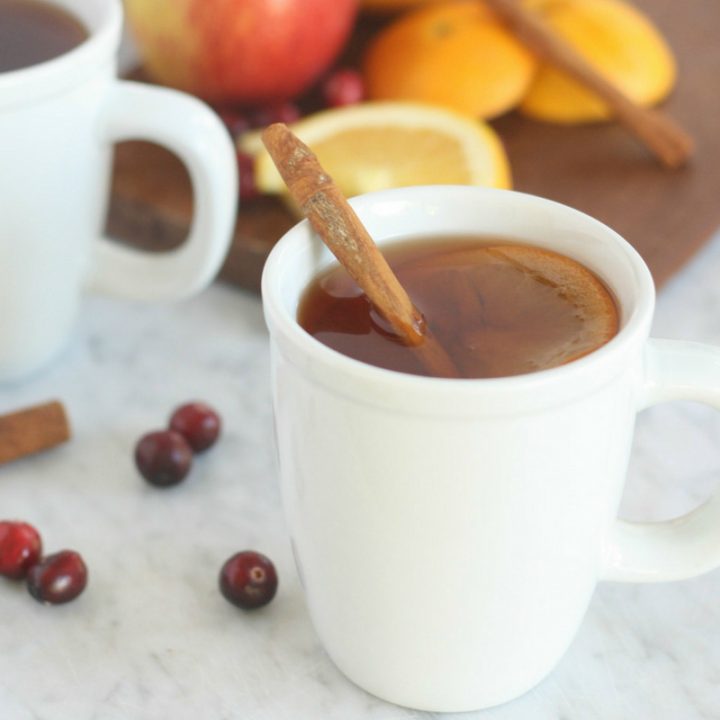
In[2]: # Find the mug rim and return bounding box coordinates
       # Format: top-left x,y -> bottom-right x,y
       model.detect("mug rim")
0,0 -> 122,102
262,186 -> 656,408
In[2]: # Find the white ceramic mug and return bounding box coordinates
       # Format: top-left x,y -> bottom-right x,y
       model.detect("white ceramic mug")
262,186 -> 720,712
0,0 -> 237,382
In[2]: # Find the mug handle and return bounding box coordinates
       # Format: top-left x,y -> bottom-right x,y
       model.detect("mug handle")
602,338 -> 720,582
89,80 -> 238,300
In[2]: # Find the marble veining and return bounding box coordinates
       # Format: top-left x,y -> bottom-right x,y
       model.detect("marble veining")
1,229 -> 720,719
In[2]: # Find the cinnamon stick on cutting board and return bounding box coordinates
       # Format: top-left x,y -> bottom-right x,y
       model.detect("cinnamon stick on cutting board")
0,401 -> 71,465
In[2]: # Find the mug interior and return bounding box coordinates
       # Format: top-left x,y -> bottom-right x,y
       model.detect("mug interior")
0,0 -> 121,100
262,186 -> 657,412
268,186 -> 653,337
53,0 -> 117,34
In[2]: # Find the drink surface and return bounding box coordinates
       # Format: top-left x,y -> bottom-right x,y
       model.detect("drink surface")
298,236 -> 619,379
0,0 -> 88,73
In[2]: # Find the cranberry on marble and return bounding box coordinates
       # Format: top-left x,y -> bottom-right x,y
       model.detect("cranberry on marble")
135,430 -> 193,487
220,551 -> 278,609
27,550 -> 87,605
169,402 -> 222,453
0,521 -> 42,579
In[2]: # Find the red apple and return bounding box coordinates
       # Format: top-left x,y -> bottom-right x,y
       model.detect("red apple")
125,0 -> 358,104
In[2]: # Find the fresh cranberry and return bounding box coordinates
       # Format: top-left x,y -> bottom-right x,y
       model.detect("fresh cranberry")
169,402 -> 222,453
134,430 -> 193,487
248,101 -> 301,128
27,550 -> 87,605
237,151 -> 261,202
0,521 -> 42,579
220,551 -> 278,609
321,68 -> 365,108
217,108 -> 252,138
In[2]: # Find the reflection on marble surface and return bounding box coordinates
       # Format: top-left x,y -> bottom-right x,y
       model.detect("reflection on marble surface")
1,230 -> 719,720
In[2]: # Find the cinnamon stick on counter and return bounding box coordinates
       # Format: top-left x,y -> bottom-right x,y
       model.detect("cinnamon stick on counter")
261,122 -> 460,379
485,0 -> 693,168
0,401 -> 71,465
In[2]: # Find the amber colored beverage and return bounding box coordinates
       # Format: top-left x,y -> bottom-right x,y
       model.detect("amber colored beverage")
0,0 -> 88,73
298,236 -> 620,379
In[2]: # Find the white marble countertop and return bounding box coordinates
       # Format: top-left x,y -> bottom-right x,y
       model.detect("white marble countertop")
1,226 -> 720,720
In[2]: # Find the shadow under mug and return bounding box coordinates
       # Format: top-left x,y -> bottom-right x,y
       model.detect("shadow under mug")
0,0 -> 238,383
262,185 -> 720,712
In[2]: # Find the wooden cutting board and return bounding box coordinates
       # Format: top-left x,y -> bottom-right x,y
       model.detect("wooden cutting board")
107,0 -> 720,293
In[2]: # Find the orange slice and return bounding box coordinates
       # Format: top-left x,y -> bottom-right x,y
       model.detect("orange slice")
243,101 -> 512,197
403,243 -> 619,376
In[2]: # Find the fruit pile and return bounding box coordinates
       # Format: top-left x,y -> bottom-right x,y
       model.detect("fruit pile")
362,0 -> 675,123
124,0 -> 677,201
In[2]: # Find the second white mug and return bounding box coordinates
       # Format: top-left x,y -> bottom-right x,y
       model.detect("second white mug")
0,0 -> 238,382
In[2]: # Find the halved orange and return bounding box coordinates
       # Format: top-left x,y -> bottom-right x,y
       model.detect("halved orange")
520,0 -> 677,123
363,1 -> 537,119
243,101 -> 512,198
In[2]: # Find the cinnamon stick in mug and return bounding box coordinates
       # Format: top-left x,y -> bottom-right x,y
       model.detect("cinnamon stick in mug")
260,122 -> 460,378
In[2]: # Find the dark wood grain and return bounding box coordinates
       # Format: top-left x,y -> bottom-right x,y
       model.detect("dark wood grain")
106,0 -> 720,293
